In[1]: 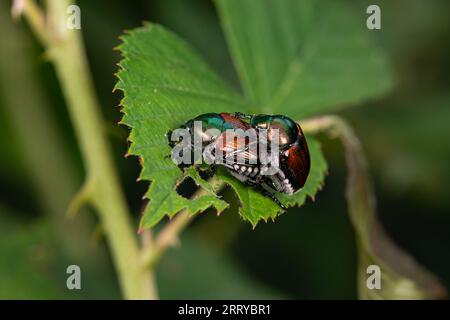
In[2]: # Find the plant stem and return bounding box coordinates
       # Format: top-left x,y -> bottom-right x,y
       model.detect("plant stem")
140,211 -> 191,270
20,0 -> 157,299
0,1 -> 99,263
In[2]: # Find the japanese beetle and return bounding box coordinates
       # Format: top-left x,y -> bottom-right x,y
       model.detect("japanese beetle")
168,112 -> 310,209
248,114 -> 310,194
168,112 -> 252,165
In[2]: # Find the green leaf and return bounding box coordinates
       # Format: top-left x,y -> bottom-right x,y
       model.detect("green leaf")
216,0 -> 392,118
116,0 -> 391,228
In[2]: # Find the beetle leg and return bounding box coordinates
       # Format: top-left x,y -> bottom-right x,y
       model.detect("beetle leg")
244,178 -> 261,189
259,187 -> 286,210
264,191 -> 286,210
245,180 -> 286,210
208,164 -> 217,176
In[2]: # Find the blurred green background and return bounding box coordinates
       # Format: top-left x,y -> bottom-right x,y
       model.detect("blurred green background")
0,0 -> 449,299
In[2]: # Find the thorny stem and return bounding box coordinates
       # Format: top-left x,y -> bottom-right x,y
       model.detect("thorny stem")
0,1 -> 95,263
19,0 -> 156,299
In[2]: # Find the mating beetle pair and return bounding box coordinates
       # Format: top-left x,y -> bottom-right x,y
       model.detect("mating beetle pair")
168,112 -> 310,209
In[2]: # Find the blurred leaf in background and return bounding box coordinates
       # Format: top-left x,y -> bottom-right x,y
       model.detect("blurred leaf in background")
157,234 -> 285,299
215,0 -> 392,118
0,210 -> 66,299
344,0 -> 450,291
0,207 -> 120,299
